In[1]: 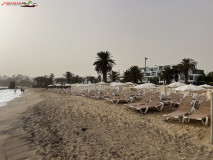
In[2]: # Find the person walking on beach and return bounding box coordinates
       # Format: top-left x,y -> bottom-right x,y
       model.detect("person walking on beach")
21,87 -> 25,93
22,87 -> 25,93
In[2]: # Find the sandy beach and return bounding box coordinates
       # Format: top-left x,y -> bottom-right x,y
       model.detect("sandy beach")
1,89 -> 213,159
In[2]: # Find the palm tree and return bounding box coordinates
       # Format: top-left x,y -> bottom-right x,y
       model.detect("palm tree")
108,71 -> 120,82
123,66 -> 143,83
49,73 -> 54,84
171,65 -> 180,82
85,76 -> 98,83
71,75 -> 83,83
55,77 -> 67,85
207,72 -> 213,81
93,51 -> 115,82
178,58 -> 196,84
43,75 -> 50,87
160,67 -> 174,84
63,71 -> 74,83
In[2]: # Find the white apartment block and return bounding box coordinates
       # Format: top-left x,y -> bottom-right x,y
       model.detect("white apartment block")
143,64 -> 204,84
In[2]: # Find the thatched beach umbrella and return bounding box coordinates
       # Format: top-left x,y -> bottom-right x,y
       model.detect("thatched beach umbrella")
110,82 -> 125,86
134,83 -> 156,89
165,82 -> 186,96
123,82 -> 136,91
97,82 -> 108,85
124,82 -> 134,85
83,83 -> 96,91
96,82 -> 109,90
134,83 -> 157,93
175,84 -> 207,97
168,82 -> 186,88
199,84 -> 213,89
110,82 -> 125,91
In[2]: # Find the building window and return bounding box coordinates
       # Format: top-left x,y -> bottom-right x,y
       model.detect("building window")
180,75 -> 185,80
164,65 -> 170,68
151,72 -> 156,76
189,76 -> 193,80
159,66 -> 163,70
153,68 -> 158,71
192,70 -> 204,74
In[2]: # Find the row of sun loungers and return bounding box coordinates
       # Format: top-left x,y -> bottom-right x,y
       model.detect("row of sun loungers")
124,92 -> 164,114
163,101 -> 210,125
48,88 -> 210,125
126,97 -> 164,114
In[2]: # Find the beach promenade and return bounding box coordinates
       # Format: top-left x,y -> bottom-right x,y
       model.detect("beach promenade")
1,89 -> 213,159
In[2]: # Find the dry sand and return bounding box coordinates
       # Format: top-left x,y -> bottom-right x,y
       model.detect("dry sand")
1,89 -> 213,159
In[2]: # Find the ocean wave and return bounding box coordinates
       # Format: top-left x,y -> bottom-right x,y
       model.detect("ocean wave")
0,89 -> 22,105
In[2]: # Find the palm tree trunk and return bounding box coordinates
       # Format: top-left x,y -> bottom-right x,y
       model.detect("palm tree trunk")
103,72 -> 107,82
185,71 -> 188,84
166,77 -> 170,84
175,74 -> 179,82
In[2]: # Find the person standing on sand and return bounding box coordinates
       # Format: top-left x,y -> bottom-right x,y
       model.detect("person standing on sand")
14,88 -> 17,93
21,87 -> 25,93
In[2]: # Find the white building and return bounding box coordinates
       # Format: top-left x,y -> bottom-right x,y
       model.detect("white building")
143,64 -> 204,84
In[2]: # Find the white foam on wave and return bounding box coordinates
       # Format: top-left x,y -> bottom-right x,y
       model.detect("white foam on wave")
0,89 -> 22,107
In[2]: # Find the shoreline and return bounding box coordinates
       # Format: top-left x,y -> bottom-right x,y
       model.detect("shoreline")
0,88 -> 43,160
0,89 -> 22,108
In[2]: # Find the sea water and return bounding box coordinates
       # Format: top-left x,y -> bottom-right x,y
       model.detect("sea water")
0,89 -> 22,107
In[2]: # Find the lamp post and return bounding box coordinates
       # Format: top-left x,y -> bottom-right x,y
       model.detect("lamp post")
145,57 -> 148,82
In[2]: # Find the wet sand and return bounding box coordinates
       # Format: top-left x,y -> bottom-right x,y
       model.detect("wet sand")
1,89 -> 213,159
0,88 -> 43,160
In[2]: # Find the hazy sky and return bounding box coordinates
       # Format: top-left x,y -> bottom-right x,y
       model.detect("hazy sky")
0,0 -> 212,77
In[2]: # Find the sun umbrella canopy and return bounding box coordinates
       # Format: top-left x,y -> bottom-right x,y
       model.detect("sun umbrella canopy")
97,82 -> 108,85
124,82 -> 135,85
110,82 -> 125,87
175,84 -> 207,92
168,82 -> 186,88
64,83 -> 71,86
145,83 -> 156,86
83,84 -> 95,86
110,82 -> 117,85
199,84 -> 213,89
55,84 -> 62,87
134,83 -> 156,89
